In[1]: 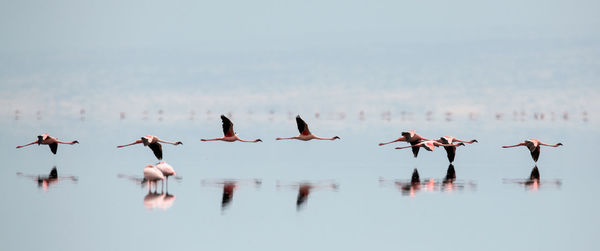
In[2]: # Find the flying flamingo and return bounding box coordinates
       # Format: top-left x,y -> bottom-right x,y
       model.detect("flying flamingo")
201,115 -> 262,142
502,139 -> 563,162
16,134 -> 79,154
276,115 -> 340,141
436,136 -> 478,163
379,131 -> 431,157
117,135 -> 182,160
395,140 -> 465,156
143,164 -> 165,192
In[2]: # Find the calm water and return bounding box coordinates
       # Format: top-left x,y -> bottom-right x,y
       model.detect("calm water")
1,116 -> 598,251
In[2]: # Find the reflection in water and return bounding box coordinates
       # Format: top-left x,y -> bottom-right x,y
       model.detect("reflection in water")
379,166 -> 475,197
201,179 -> 262,212
503,166 -> 561,191
143,191 -> 177,211
118,172 -> 178,211
16,167 -> 78,192
277,180 -> 338,211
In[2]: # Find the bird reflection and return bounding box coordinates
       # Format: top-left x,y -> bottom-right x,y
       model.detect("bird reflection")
143,191 -> 177,211
277,180 -> 338,211
380,166 -> 474,196
16,167 -> 77,192
503,166 -> 561,191
201,179 -> 262,212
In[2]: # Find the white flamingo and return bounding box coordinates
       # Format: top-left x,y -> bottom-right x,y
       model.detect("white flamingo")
201,115 -> 262,142
379,131 -> 431,157
16,133 -> 78,154
502,139 -> 563,162
117,135 -> 182,160
276,115 -> 340,141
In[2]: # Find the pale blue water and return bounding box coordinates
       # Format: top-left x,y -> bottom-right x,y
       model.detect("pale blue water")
2,1 -> 600,249
1,113 -> 598,250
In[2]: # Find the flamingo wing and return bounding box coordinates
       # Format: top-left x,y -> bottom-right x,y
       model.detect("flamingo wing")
48,142 -> 58,154
530,146 -> 540,162
444,146 -> 456,163
296,116 -> 310,135
221,115 -> 235,137
148,142 -> 163,160
410,141 -> 420,157
49,167 -> 58,179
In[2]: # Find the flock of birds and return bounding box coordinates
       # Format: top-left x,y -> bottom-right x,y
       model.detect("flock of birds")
16,114 -> 564,204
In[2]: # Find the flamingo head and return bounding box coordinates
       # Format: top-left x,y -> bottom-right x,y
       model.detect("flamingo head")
557,143 -> 563,146
255,139 -> 263,142
457,143 -> 465,146
72,140 -> 79,144
333,136 -> 340,140
472,139 -> 478,143
175,141 -> 183,145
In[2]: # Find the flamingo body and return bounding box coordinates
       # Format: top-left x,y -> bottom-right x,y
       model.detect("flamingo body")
276,115 -> 340,141
16,133 -> 79,154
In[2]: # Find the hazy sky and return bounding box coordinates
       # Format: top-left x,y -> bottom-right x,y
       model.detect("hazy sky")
1,0 -> 599,52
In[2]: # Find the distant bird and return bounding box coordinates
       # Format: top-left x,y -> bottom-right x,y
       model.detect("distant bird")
16,134 -> 79,154
276,115 -> 340,141
395,140 -> 465,155
155,161 -> 176,185
201,115 -> 262,142
143,164 -> 165,192
117,135 -> 182,160
436,136 -> 478,163
379,131 -> 431,157
502,139 -> 563,162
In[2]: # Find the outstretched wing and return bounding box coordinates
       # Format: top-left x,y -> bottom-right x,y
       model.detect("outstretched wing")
221,115 -> 234,137
296,116 -> 310,135
444,146 -> 456,163
48,143 -> 58,154
530,146 -> 540,162
410,141 -> 420,157
148,142 -> 163,160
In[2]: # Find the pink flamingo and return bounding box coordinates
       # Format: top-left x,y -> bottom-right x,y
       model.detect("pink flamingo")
155,161 -> 176,189
379,131 -> 431,157
502,139 -> 563,162
16,133 -> 78,154
117,135 -> 182,160
276,115 -> 340,141
395,140 -> 465,155
436,136 -> 478,163
201,115 -> 262,143
143,164 -> 165,192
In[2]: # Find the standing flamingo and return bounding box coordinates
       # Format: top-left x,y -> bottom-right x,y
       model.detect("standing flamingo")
155,161 -> 176,189
143,164 -> 165,192
379,131 -> 431,157
395,140 -> 465,155
201,115 -> 262,142
16,134 -> 78,154
502,139 -> 563,162
276,115 -> 340,141
117,135 -> 182,160
436,136 -> 478,163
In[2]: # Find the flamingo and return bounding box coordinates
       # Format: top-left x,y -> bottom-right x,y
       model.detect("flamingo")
395,140 -> 465,156
436,136 -> 478,163
155,161 -> 176,186
201,115 -> 262,142
117,135 -> 182,160
276,115 -> 340,141
379,131 -> 431,157
143,164 -> 165,192
502,139 -> 563,162
16,134 -> 79,154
